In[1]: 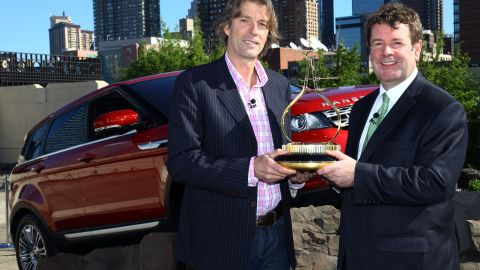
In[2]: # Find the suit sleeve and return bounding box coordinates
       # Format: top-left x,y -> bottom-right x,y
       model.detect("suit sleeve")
353,101 -> 468,205
166,71 -> 250,197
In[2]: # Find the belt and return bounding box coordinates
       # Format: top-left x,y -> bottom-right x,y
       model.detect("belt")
256,202 -> 283,227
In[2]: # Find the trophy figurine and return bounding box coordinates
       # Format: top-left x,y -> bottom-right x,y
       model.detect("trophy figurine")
275,39 -> 341,171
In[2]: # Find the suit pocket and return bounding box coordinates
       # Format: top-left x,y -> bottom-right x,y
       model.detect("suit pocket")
378,235 -> 429,253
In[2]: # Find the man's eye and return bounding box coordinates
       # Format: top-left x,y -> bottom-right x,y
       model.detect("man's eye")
392,42 -> 404,48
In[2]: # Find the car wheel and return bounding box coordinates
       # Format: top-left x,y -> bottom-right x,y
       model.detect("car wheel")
14,214 -> 58,270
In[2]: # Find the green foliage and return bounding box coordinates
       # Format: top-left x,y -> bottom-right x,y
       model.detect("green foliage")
468,179 -> 480,191
418,34 -> 480,169
419,43 -> 480,119
118,19 -> 221,82
297,43 -> 372,88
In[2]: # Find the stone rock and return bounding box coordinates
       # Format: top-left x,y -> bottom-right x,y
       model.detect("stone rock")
468,220 -> 480,253
291,205 -> 340,270
460,262 -> 480,270
37,253 -> 86,270
140,232 -> 176,270
460,168 -> 480,189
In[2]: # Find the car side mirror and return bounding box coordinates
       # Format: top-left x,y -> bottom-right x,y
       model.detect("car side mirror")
93,109 -> 139,135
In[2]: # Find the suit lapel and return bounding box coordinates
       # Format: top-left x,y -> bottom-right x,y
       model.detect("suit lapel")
215,58 -> 256,139
262,77 -> 285,148
360,74 -> 424,161
347,90 -> 378,159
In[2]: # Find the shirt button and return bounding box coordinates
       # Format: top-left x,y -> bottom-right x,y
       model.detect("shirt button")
250,201 -> 256,208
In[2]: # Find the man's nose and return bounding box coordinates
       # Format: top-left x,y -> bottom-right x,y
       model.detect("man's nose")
382,44 -> 395,55
248,22 -> 259,35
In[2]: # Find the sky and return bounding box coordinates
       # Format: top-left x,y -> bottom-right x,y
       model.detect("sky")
0,0 -> 454,55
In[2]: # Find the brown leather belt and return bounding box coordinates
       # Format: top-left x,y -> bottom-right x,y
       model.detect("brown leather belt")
256,202 -> 283,227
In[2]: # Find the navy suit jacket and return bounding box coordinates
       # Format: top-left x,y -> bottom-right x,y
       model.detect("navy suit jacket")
166,57 -> 296,270
338,73 -> 468,270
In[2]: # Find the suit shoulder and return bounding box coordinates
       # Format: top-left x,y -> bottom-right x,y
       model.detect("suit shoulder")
417,78 -> 461,109
265,68 -> 288,83
178,59 -> 221,81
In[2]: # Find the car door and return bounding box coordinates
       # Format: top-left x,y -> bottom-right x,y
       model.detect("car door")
33,105 -> 88,232
76,90 -> 163,230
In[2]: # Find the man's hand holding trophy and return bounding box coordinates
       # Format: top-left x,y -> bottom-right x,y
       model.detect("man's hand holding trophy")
274,38 -> 342,192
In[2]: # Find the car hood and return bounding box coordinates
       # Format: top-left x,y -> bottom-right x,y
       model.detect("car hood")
290,85 -> 378,115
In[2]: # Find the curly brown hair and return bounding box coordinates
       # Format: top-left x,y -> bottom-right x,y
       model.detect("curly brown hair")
365,2 -> 423,49
214,0 -> 280,53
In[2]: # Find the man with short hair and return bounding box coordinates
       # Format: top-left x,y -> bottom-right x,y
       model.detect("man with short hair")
317,3 -> 468,270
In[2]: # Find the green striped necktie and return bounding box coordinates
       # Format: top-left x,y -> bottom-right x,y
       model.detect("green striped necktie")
362,93 -> 390,153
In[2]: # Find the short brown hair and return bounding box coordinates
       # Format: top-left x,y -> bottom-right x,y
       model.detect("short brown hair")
365,2 -> 423,50
214,0 -> 280,52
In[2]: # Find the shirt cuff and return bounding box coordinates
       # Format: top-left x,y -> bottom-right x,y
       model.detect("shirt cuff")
248,157 -> 259,187
288,180 -> 305,190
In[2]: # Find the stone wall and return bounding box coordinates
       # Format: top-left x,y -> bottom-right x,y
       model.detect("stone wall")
0,81 -> 108,164
38,205 -> 480,270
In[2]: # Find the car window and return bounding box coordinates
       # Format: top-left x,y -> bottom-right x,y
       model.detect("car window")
44,105 -> 89,155
128,75 -> 177,121
23,123 -> 49,161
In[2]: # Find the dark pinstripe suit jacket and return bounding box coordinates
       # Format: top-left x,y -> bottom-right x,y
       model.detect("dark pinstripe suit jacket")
166,57 -> 296,270
338,73 -> 468,270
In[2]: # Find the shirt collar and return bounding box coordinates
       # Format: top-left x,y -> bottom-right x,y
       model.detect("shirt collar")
225,52 -> 269,88
379,68 -> 418,105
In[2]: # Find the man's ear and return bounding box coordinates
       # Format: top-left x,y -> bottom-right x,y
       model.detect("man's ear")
224,24 -> 230,37
414,39 -> 423,62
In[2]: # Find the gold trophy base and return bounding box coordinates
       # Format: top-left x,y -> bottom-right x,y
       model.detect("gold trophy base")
275,143 -> 340,171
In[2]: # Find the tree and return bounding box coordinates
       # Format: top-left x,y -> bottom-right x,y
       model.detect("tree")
118,20 -> 217,81
296,43 -> 366,88
419,35 -> 480,168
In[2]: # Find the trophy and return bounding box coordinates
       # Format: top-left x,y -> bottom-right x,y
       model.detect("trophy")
275,38 -> 341,171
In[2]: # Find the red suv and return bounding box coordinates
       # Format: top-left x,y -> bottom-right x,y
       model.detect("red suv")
9,71 -> 376,270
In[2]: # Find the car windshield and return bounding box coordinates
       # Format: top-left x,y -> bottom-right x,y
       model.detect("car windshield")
127,75 -> 178,117
290,84 -> 302,93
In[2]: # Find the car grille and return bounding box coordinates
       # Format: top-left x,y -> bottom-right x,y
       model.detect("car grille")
322,105 -> 352,127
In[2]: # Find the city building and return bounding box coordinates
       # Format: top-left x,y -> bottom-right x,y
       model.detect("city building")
352,0 -> 385,15
457,0 -> 480,64
335,15 -> 369,65
187,0 -> 198,19
276,0 -> 319,47
400,0 -> 443,32
180,18 -> 195,40
318,0 -> 335,49
454,0 -> 459,42
93,0 -> 161,49
196,0 -> 227,51
49,14 -> 94,56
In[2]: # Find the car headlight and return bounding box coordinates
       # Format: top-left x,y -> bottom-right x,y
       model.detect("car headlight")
291,112 -> 332,132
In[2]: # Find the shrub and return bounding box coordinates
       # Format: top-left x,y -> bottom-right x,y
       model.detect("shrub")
468,179 -> 480,191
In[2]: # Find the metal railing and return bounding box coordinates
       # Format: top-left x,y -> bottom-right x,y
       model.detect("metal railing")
0,174 -> 12,248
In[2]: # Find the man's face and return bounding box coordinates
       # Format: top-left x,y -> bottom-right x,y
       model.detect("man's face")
369,23 -> 422,90
224,1 -> 270,63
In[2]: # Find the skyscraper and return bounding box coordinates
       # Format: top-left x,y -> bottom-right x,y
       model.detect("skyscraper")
276,0 -> 319,47
318,0 -> 334,48
454,0 -> 459,42
49,14 -> 94,55
457,0 -> 480,62
196,0 -> 227,50
400,0 -> 443,31
93,0 -> 160,48
352,0 -> 385,15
